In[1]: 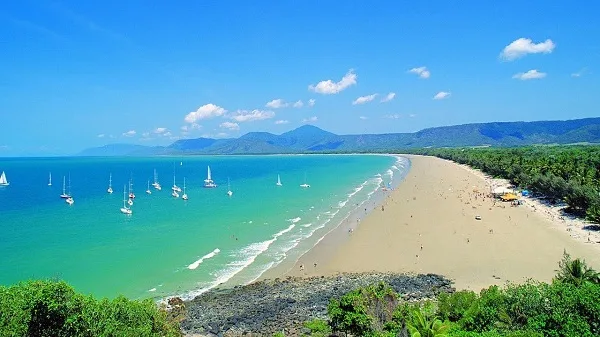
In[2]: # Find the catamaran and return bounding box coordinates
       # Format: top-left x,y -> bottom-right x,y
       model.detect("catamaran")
60,176 -> 70,198
127,181 -> 134,206
300,172 -> 310,188
204,166 -> 217,188
227,177 -> 233,197
146,180 -> 152,194
48,172 -> 52,186
182,177 -> 188,200
276,174 -> 282,186
120,185 -> 132,215
0,171 -> 9,187
107,173 -> 113,194
152,169 -> 162,190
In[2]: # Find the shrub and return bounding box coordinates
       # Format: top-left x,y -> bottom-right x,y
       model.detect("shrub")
437,290 -> 477,322
327,282 -> 398,336
303,319 -> 331,336
0,280 -> 181,336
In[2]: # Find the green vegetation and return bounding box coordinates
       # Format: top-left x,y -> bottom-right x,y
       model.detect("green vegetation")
302,319 -> 331,336
407,146 -> 600,223
0,280 -> 181,336
317,254 -> 600,337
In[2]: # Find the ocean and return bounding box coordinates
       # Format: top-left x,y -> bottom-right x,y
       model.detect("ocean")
0,154 -> 409,299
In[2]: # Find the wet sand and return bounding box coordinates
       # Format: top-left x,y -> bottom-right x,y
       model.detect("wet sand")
283,155 -> 600,291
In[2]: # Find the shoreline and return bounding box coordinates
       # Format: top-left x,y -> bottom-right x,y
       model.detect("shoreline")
259,155 -> 409,281
274,155 -> 600,291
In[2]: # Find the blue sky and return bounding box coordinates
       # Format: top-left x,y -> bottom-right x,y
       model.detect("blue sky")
1,0 -> 599,156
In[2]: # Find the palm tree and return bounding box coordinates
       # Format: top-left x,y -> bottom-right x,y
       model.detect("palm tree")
407,307 -> 450,337
554,250 -> 600,286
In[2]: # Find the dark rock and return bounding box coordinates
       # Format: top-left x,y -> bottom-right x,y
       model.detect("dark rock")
181,272 -> 453,336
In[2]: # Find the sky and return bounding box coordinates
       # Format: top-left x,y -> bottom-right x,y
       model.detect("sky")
1,0 -> 599,156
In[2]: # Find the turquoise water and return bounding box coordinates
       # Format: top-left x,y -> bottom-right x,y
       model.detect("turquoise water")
0,155 -> 408,299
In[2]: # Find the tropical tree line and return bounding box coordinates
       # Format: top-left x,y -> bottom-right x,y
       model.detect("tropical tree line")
404,146 -> 600,223
297,252 -> 600,337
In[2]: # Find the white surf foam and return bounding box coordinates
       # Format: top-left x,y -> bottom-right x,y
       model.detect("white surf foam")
187,248 -> 221,270
288,217 -> 301,224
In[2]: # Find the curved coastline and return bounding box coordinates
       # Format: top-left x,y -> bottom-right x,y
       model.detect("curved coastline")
281,154 -> 600,291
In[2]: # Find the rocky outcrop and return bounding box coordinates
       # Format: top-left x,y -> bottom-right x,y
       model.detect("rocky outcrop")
181,273 -> 453,336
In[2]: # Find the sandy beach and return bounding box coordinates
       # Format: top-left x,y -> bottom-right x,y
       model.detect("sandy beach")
282,155 -> 600,291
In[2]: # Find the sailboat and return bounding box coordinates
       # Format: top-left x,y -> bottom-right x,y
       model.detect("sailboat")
203,166 -> 217,188
48,172 -> 52,186
152,169 -> 162,190
181,177 -> 188,200
0,171 -> 9,187
227,177 -> 233,197
107,173 -> 113,194
127,181 -> 134,206
120,185 -> 132,215
60,176 -> 70,198
128,179 -> 136,199
65,175 -> 74,205
146,180 -> 152,194
276,174 -> 282,187
172,175 -> 181,192
300,172 -> 310,188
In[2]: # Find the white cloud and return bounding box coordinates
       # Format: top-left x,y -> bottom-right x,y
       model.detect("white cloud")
308,99 -> 316,107
500,38 -> 556,61
293,100 -> 304,108
308,69 -> 357,94
265,99 -> 289,109
409,114 -> 417,118
184,103 -> 226,123
122,130 -> 136,137
381,92 -> 396,103
163,131 -> 172,137
216,132 -> 228,138
571,68 -> 586,78
230,109 -> 275,122
433,91 -> 451,100
142,132 -> 150,138
97,134 -> 105,138
512,69 -> 546,80
220,122 -> 240,130
359,116 -> 368,120
408,66 -> 430,79
153,127 -> 168,134
384,114 -> 402,119
352,94 -> 378,105
180,125 -> 188,132
275,120 -> 289,125
302,116 -> 318,123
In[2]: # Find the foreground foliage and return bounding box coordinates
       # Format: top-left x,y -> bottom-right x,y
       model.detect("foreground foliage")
406,146 -> 600,223
0,280 -> 181,336
323,255 -> 600,337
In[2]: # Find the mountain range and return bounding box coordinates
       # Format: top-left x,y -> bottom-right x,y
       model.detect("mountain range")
79,117 -> 600,156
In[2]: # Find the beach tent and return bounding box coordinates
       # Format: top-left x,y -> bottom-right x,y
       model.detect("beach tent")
492,186 -> 513,196
521,190 -> 530,196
